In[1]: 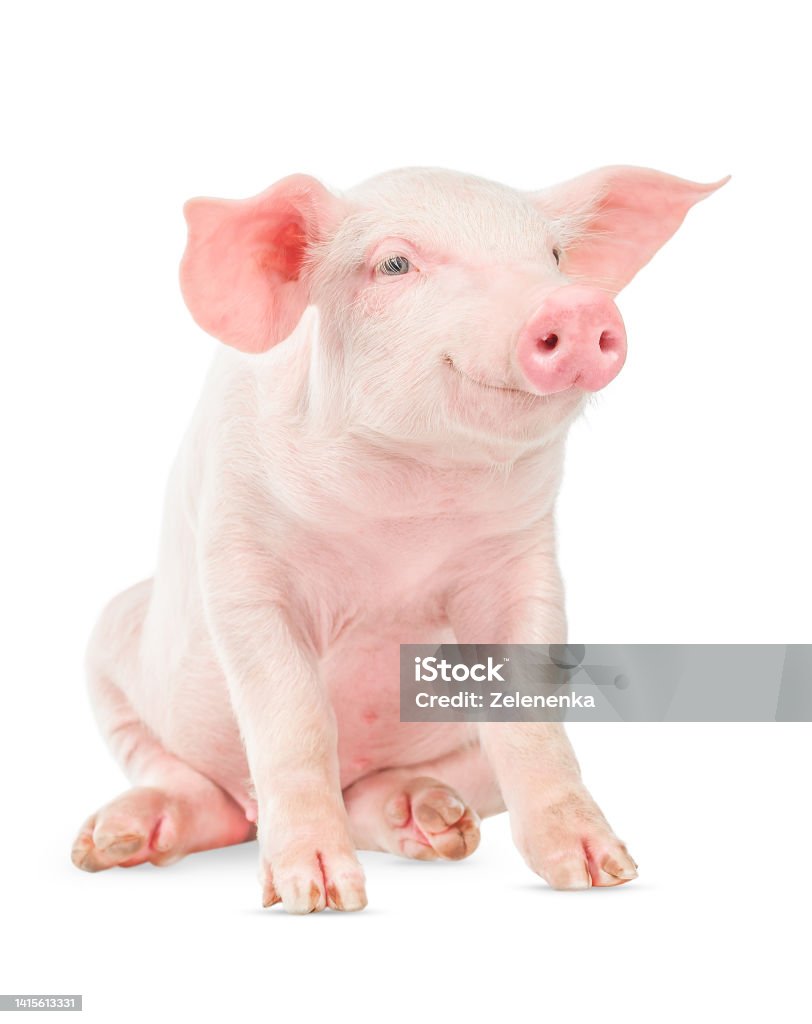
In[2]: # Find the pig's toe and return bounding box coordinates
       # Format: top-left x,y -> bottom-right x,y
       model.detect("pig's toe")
71,788 -> 183,872
384,777 -> 481,861
586,839 -> 638,887
261,846 -> 367,914
529,845 -> 597,890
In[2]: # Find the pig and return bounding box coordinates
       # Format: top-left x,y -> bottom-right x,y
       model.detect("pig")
72,165 -> 726,912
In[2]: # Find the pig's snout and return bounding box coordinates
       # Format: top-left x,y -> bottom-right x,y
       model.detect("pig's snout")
516,286 -> 627,394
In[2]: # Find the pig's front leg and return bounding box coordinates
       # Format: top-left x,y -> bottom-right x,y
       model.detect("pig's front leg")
447,530 -> 638,890
200,527 -> 366,914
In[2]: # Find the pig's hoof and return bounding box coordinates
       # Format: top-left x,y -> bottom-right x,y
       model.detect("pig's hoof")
383,777 -> 481,861
71,787 -> 184,872
517,787 -> 637,889
261,845 -> 367,914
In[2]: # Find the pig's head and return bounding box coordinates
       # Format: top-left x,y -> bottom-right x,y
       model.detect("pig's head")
180,166 -> 726,454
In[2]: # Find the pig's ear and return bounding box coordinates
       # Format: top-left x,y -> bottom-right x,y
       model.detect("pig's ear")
532,167 -> 729,295
180,174 -> 345,353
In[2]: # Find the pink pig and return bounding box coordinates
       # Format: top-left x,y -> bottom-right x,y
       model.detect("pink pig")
72,165 -> 726,912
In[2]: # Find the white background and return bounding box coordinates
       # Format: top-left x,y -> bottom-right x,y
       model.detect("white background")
1,1 -> 810,1021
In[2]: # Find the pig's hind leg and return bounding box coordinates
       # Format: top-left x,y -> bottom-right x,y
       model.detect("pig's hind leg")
343,743 -> 503,861
72,582 -> 254,872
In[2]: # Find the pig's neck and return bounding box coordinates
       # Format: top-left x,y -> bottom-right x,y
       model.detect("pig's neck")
283,417 -> 568,529
341,425 -> 549,470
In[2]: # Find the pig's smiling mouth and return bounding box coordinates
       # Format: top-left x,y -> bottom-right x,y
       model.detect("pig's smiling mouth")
442,355 -> 549,400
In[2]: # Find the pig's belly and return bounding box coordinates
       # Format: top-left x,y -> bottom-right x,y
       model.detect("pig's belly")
323,631 -> 477,788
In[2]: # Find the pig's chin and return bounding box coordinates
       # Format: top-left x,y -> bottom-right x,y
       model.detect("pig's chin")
441,355 -> 584,443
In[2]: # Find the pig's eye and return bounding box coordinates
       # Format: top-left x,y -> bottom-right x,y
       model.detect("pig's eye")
377,255 -> 411,276
552,247 -> 562,266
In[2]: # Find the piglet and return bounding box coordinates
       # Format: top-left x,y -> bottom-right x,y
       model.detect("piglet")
72,165 -> 726,912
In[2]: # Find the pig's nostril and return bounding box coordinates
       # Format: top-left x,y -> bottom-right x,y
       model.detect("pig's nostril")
599,330 -> 618,355
539,333 -> 558,351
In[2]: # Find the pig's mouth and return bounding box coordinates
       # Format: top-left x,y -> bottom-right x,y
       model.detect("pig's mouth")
443,355 -> 552,400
